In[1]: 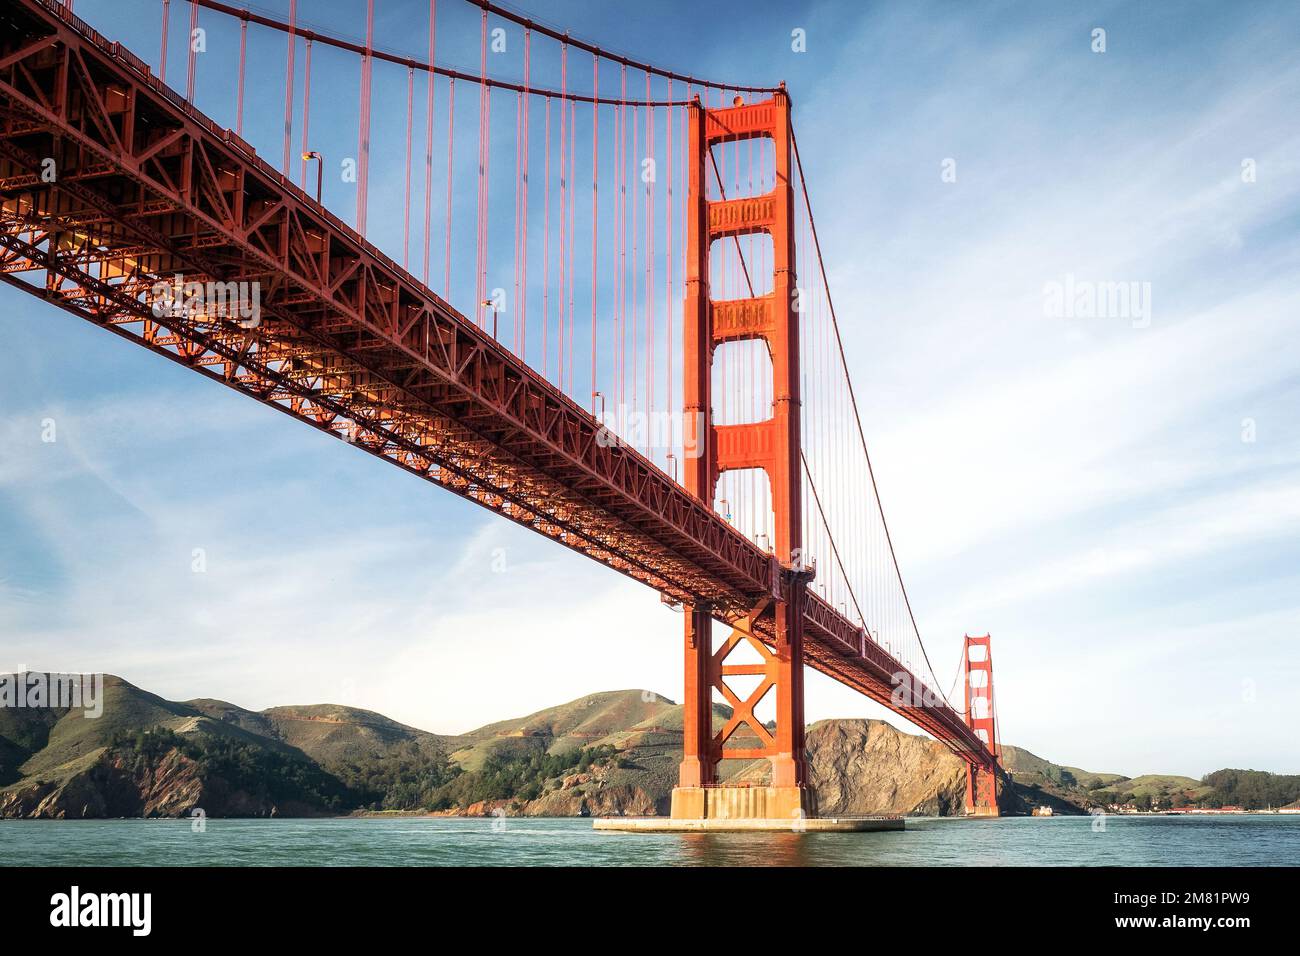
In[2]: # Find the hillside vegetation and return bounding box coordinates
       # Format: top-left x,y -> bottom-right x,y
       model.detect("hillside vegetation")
2,673 -> 1291,818
1199,769 -> 1300,810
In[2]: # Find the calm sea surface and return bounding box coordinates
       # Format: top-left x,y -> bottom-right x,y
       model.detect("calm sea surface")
3,815 -> 1298,866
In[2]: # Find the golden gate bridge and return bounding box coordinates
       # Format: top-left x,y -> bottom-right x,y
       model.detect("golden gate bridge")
0,0 -> 1004,822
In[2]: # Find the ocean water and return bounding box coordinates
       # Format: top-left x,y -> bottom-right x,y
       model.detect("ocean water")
3,814 -> 1298,866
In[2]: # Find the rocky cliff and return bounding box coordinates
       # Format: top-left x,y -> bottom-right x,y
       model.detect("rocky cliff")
807,719 -> 970,816
0,743 -> 328,818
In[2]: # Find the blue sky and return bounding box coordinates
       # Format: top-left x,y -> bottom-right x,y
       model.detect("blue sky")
2,0 -> 1298,777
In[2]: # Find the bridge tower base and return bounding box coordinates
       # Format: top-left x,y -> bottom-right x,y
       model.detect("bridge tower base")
966,765 -> 1001,817
669,785 -> 813,821
670,596 -> 817,824
594,812 -> 902,833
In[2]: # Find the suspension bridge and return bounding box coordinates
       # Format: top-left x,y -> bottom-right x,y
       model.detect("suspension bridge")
0,0 -> 1004,823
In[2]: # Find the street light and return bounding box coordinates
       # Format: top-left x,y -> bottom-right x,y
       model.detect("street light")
301,151 -> 323,203
482,298 -> 498,339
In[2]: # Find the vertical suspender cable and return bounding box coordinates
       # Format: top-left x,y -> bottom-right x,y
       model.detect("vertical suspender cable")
423,1 -> 436,285
542,96 -> 551,380
236,19 -> 246,136
185,1 -> 197,102
299,39 -> 313,188
665,82 -> 673,439
474,9 -> 488,326
357,0 -> 374,235
403,65 -> 414,269
617,65 -> 626,412
520,30 -> 530,360
557,43 -> 567,383
681,86 -> 688,348
645,70 -> 653,433
160,0 -> 170,83
612,79 -> 621,415
444,77 -> 455,300
564,96 -> 574,392
680,87 -> 688,472
282,0 -> 297,175
480,30 -> 488,329
513,81 -> 522,350
630,96 -> 637,425
590,53 -> 599,412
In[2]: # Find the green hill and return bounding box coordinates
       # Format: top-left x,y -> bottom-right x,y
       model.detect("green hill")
440,691 -> 731,814
998,743 -> 1219,810
1110,774 -> 1208,798
2,672 -> 1289,819
1000,744 -> 1126,790
190,699 -> 458,766
1200,769 -> 1300,809
2,675 -> 304,785
448,689 -> 677,769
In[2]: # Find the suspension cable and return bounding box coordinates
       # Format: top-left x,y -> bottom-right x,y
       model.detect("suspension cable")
458,0 -> 778,93
790,124 -> 953,704
191,0 -> 708,107
706,152 -> 867,637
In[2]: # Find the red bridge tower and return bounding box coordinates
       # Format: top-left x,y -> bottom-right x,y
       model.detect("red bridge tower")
672,90 -> 814,822
963,633 -> 1002,816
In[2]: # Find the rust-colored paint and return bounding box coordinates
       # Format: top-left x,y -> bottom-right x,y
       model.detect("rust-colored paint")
679,92 -> 807,792
963,633 -> 1001,815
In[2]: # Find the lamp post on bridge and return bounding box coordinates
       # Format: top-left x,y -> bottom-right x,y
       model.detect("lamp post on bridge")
301,151 -> 323,203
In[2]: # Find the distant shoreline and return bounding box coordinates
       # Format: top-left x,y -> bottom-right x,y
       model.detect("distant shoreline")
344,808 -> 1300,820
5,809 -> 1299,822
